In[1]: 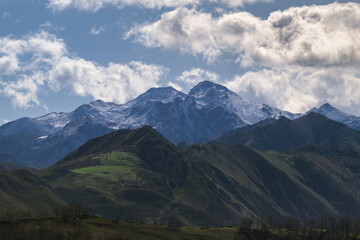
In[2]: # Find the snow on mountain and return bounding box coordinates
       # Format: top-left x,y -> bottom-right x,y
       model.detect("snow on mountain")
36,112 -> 71,130
308,103 -> 360,130
188,81 -> 300,125
0,81 -> 304,167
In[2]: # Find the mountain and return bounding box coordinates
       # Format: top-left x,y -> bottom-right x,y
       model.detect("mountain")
0,169 -> 65,211
212,112 -> 360,152
38,126 -> 360,225
309,103 -> 360,130
39,126 -> 213,224
0,152 -> 27,167
0,81 -> 300,168
0,115 -> 113,168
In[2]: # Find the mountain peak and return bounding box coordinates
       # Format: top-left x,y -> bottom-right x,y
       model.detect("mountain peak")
308,103 -> 354,122
133,86 -> 186,104
188,81 -> 234,101
318,103 -> 338,111
56,126 -> 186,187
189,81 -> 229,95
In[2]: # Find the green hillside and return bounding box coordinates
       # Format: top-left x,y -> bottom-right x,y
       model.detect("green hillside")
37,125 -> 360,225
0,170 -> 65,212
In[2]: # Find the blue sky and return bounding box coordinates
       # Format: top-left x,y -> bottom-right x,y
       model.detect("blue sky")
0,0 -> 359,124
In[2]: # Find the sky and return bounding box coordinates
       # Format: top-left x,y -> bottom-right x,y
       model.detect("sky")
0,0 -> 359,124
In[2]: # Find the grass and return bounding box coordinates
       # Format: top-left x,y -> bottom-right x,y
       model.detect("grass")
72,166 -> 136,182
100,152 -> 140,166
0,216 -> 239,240
2,216 -> 360,240
70,152 -> 141,182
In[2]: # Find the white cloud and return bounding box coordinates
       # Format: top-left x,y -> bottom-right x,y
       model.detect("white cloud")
167,82 -> 183,91
49,58 -> 167,103
48,0 -> 200,12
225,68 -> 360,114
2,12 -> 11,18
127,3 -> 360,68
0,31 -> 166,108
175,67 -> 219,92
127,2 -> 360,115
209,0 -> 272,8
0,31 -> 66,76
47,0 -> 269,12
90,26 -> 106,35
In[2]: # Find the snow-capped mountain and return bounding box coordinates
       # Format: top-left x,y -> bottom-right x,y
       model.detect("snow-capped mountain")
0,81 -> 301,167
308,103 -> 360,131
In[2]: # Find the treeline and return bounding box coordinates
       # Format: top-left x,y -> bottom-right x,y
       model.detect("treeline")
0,203 -> 92,223
1,206 -> 360,240
236,215 -> 360,240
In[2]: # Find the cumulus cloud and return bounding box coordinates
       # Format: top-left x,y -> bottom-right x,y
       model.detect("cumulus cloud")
47,0 -> 269,12
90,26 -> 106,35
225,68 -> 360,114
127,3 -> 360,68
0,31 -> 166,108
126,2 -> 360,115
49,58 -> 166,103
175,68 -> 219,92
48,0 -> 200,12
209,0 -> 272,8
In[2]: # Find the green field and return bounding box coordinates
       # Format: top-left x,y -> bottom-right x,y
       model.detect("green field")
71,152 -> 141,182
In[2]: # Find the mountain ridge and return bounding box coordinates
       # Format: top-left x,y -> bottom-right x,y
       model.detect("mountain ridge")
37,125 -> 360,224
0,81 -> 301,168
212,112 -> 360,152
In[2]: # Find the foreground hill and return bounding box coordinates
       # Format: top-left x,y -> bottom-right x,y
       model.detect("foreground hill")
212,112 -> 360,152
40,126 -> 236,225
38,126 -> 360,225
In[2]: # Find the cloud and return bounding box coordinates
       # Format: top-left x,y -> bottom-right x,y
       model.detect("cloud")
2,12 -> 11,18
127,3 -> 360,68
127,2 -> 360,115
90,26 -> 106,35
48,0 -> 200,12
225,68 -> 360,115
0,31 -> 166,108
0,31 -> 67,107
49,58 -> 167,103
47,0 -> 270,12
175,68 -> 219,92
167,82 -> 183,91
209,0 -> 272,8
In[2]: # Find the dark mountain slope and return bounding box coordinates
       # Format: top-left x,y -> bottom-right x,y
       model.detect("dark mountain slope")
53,126 -> 187,187
213,112 -> 360,152
38,126 -> 360,224
285,144 -> 360,216
40,127 -> 210,224
0,170 -> 65,211
183,144 -> 338,219
0,152 -> 26,167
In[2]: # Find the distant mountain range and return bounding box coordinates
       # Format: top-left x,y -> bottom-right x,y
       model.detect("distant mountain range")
308,103 -> 360,130
0,81 -> 359,168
